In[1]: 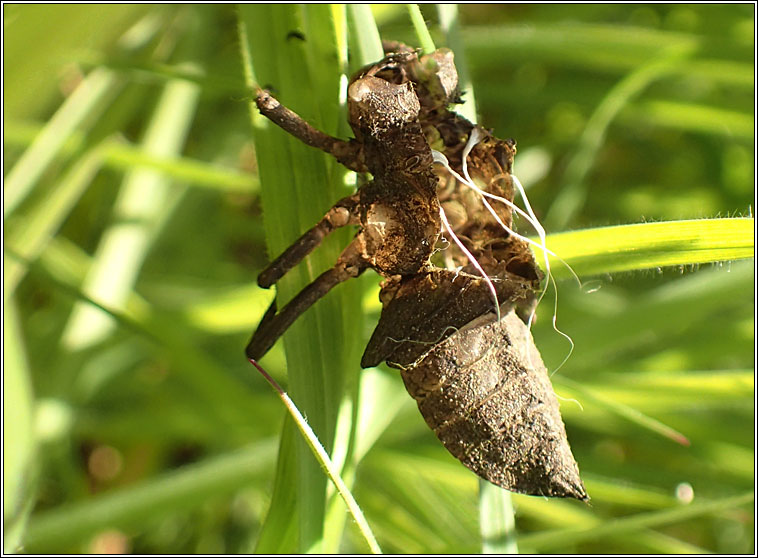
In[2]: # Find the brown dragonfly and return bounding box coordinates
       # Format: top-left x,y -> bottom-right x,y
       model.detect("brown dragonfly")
247,44 -> 586,500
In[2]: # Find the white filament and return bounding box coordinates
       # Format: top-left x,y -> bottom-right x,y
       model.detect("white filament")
431,150 -> 556,258
439,206 -> 501,323
545,271 -> 575,376
433,128 -> 579,370
461,126 -> 482,187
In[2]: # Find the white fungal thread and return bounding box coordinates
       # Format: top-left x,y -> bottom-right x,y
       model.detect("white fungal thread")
509,172 -> 582,289
432,150 -> 554,257
439,206 -> 502,323
433,127 -> 579,372
386,324 -> 462,348
554,391 -> 584,411
510,171 -> 576,370
545,272 -> 575,376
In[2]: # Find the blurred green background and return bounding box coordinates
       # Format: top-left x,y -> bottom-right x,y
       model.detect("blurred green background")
3,4 -> 754,554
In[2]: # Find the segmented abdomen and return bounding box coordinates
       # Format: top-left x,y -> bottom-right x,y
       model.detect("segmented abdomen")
400,311 -> 587,500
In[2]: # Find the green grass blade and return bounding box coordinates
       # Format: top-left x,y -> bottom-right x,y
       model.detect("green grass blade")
4,120 -> 258,193
3,68 -> 122,217
100,140 -> 257,193
545,44 -> 694,228
437,5 -> 477,123
353,368 -> 410,463
621,99 -> 755,140
60,71 -> 200,351
238,5 -> 366,552
479,480 -> 518,554
539,218 -> 754,280
519,491 -> 754,551
407,5 -> 436,53
535,259 -> 753,377
462,23 -> 698,74
463,22 -> 752,90
251,422 -> 299,553
7,245 -> 264,429
22,440 -> 276,552
250,359 -> 381,554
347,5 -> 384,67
554,376 -> 690,446
4,144 -> 106,296
2,301 -> 37,553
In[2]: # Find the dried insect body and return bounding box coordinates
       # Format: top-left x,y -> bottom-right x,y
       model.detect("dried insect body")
361,272 -> 585,499
359,47 -> 585,498
247,55 -> 440,358
378,44 -> 539,281
401,309 -> 585,499
247,47 -> 586,500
